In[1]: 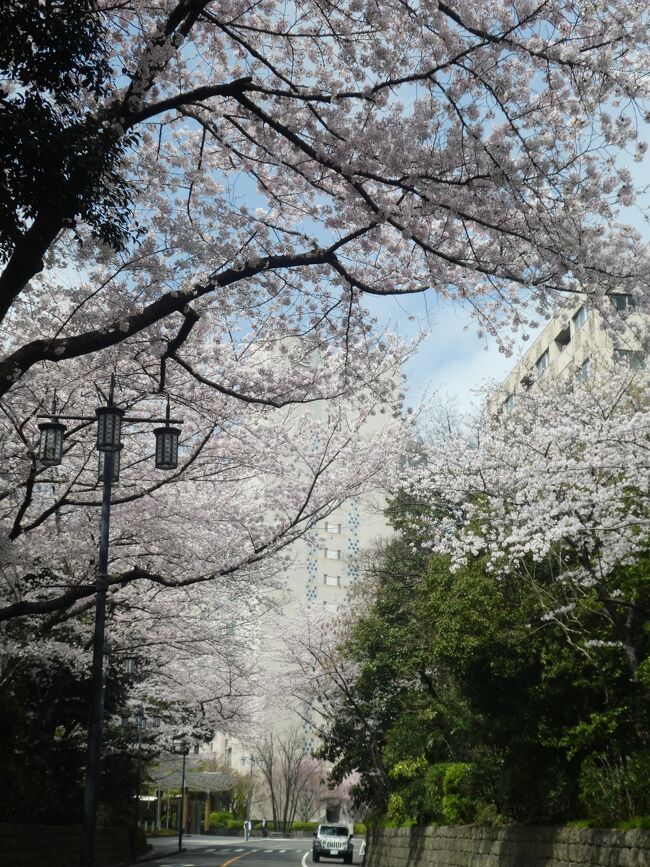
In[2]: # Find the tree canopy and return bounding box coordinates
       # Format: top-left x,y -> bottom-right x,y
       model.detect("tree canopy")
2,0 -> 650,799
312,370 -> 650,826
315,507 -> 650,826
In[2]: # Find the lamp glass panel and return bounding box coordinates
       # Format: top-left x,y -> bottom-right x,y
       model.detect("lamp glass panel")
38,422 -> 65,466
98,449 -> 120,482
96,408 -> 124,451
154,427 -> 180,470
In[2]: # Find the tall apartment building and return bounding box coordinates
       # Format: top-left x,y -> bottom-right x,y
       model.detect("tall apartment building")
204,397 -> 394,820
207,490 -> 389,752
493,293 -> 647,413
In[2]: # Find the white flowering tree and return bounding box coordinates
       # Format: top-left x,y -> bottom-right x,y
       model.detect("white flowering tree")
410,369 -> 650,679
2,0 -> 650,733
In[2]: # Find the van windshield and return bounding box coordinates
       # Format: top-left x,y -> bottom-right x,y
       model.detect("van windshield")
320,827 -> 349,837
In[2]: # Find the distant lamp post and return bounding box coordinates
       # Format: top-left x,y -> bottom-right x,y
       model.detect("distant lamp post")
122,705 -> 147,855
176,739 -> 190,853
241,754 -> 255,836
134,706 -> 145,847
124,655 -> 136,676
36,380 -> 183,867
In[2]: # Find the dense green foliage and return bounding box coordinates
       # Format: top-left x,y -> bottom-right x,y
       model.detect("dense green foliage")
0,631 -> 148,827
319,494 -> 650,827
0,0 -> 137,258
209,812 -> 245,831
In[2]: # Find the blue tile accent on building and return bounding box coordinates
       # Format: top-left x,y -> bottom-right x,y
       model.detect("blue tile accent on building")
347,497 -> 361,583
306,530 -> 318,603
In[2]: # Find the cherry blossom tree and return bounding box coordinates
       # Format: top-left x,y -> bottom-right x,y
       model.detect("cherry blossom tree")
2,0 -> 650,396
1,387 -> 404,740
279,603 -> 362,731
409,369 -> 650,678
3,0 -> 650,614
2,0 -> 650,739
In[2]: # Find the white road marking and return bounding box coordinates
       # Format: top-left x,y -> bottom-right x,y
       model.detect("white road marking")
302,851 -> 311,867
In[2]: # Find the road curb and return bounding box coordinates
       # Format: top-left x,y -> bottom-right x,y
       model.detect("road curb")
117,844 -> 184,866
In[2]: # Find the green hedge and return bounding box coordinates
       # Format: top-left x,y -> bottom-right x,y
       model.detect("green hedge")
207,816 -> 366,835
209,811 -> 243,832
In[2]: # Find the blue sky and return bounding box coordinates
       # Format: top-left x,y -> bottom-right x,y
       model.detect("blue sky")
373,144 -> 650,415
364,291 -> 515,413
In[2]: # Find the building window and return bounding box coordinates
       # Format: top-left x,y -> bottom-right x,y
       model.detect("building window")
520,374 -> 534,390
324,575 -> 340,587
503,393 -> 516,414
572,306 -> 588,331
614,349 -> 645,369
535,349 -> 549,375
325,522 -> 341,534
555,324 -> 571,351
193,743 -> 200,755
226,747 -> 232,767
324,548 -> 341,560
576,358 -> 591,381
610,293 -> 636,312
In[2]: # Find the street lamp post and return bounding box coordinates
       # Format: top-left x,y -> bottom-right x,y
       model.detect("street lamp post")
133,707 -> 144,849
241,754 -> 255,838
37,378 -> 182,867
122,706 -> 160,855
177,739 -> 190,854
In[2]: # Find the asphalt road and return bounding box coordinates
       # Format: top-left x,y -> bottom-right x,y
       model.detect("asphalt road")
143,836 -> 364,867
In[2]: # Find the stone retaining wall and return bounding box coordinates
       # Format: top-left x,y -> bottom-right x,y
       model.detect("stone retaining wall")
366,825 -> 650,867
0,823 -> 131,867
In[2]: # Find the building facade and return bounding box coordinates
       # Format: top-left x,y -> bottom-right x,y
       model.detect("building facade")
493,294 -> 647,414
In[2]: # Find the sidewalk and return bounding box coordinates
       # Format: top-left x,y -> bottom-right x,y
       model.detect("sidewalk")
121,838 -> 182,866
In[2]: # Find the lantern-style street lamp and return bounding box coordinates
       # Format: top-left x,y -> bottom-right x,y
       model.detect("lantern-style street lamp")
37,420 -> 66,466
36,378 -> 182,867
124,655 -> 136,675
98,447 -> 122,483
154,401 -> 181,470
95,405 -> 125,452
